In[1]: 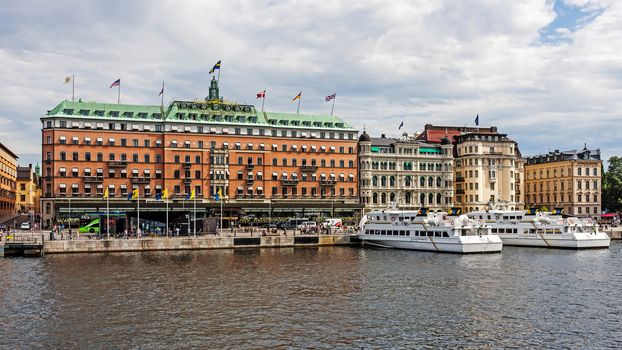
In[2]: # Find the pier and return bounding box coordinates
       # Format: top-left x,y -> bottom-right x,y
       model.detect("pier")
1,235 -> 45,257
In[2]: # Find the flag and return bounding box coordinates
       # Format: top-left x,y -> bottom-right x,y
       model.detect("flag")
292,92 -> 302,101
325,93 -> 336,102
209,60 -> 221,74
63,76 -> 72,84
214,188 -> 223,201
186,189 -> 195,200
257,90 -> 266,99
103,187 -> 109,199
159,84 -> 164,96
128,188 -> 138,200
399,121 -> 404,130
110,79 -> 120,88
162,188 -> 168,200
475,114 -> 479,126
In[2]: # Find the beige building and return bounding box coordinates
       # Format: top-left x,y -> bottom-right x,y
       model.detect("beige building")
358,132 -> 454,212
0,142 -> 18,220
524,146 -> 601,217
453,130 -> 524,212
16,164 -> 40,214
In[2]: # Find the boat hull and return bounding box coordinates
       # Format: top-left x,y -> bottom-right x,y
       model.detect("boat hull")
499,233 -> 610,249
359,235 -> 502,254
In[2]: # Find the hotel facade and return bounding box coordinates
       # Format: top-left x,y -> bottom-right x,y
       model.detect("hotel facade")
41,79 -> 361,230
524,146 -> 602,217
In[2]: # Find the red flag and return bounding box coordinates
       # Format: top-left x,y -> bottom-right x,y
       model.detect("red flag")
256,90 -> 266,99
110,79 -> 120,88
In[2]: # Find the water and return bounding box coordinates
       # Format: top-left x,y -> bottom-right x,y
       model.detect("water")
1,243 -> 621,349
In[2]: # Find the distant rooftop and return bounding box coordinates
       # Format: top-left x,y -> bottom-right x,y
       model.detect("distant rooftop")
526,145 -> 601,164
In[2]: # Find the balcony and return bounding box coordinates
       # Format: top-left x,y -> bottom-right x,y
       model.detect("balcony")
281,179 -> 299,186
246,164 -> 255,170
489,177 -> 497,183
108,161 -> 128,168
131,177 -> 151,184
456,189 -> 465,194
84,176 -> 104,183
320,180 -> 337,187
183,162 -> 192,169
246,178 -> 255,185
455,176 -> 465,183
301,165 -> 318,172
184,178 -> 192,184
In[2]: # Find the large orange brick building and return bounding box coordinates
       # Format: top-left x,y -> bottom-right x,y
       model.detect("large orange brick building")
41,79 -> 361,230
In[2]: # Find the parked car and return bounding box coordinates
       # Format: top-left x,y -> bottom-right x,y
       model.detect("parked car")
298,221 -> 317,230
323,218 -> 342,229
260,223 -> 278,229
20,222 -> 31,230
278,218 -> 309,230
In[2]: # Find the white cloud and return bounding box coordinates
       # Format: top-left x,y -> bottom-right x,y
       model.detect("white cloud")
0,0 -> 621,165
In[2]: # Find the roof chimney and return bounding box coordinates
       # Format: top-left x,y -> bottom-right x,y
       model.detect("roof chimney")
381,134 -> 386,138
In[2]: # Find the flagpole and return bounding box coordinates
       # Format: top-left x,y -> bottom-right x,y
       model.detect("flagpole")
193,195 -> 196,238
261,88 -> 266,112
117,82 -> 121,104
106,192 -> 110,239
72,74 -> 75,102
217,68 -> 220,82
296,96 -> 301,114
137,190 -> 140,236
220,192 -> 223,236
330,94 -> 336,116
165,196 -> 169,238
161,81 -> 164,106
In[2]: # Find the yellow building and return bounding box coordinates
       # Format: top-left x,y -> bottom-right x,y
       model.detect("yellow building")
0,142 -> 18,220
453,129 -> 524,212
524,146 -> 602,217
16,164 -> 40,214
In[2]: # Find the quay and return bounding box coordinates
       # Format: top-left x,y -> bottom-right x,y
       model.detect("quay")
1,230 -> 359,255
605,227 -> 622,240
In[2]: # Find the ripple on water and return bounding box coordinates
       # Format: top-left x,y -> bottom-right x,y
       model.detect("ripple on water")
0,243 -> 621,348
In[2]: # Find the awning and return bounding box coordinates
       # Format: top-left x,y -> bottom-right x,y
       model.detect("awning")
144,169 -> 150,174
349,174 -> 355,178
120,185 -> 127,189
84,137 -> 91,142
292,145 -> 298,149
72,137 -> 79,141
84,184 -> 91,189
247,143 -> 253,147
259,143 -> 265,148
155,169 -> 162,174
121,169 -> 127,173
96,169 -> 103,173
247,186 -> 253,190
302,146 -> 307,150
222,128 -> 229,133
108,184 -> 114,188
185,140 -> 191,144
257,186 -> 263,191
97,184 -> 103,189
72,167 -> 78,172
155,185 -> 162,189
272,144 -> 278,148
223,142 -> 229,147
109,168 -> 115,172
282,172 -> 288,176
311,146 -> 317,150
96,138 -> 103,142
210,127 -> 216,132
59,184 -> 66,188
71,183 -> 78,188
330,146 -> 336,150
132,169 -> 139,174
321,146 -> 327,150
235,142 -> 241,146
109,138 -> 115,142
59,136 -> 66,141
237,186 -> 243,190
59,167 -> 66,172
248,172 -> 253,176
257,171 -> 262,176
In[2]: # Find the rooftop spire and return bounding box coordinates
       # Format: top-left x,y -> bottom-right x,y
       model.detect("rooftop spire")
208,76 -> 220,101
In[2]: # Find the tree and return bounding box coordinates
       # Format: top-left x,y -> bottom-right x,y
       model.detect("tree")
602,156 -> 622,212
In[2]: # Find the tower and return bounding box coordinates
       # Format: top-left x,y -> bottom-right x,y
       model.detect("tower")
208,76 -> 220,101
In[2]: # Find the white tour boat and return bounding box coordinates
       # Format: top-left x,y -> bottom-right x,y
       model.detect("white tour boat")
466,210 -> 610,249
358,209 -> 502,254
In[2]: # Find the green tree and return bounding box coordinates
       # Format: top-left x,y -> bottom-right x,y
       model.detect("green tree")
602,156 -> 622,212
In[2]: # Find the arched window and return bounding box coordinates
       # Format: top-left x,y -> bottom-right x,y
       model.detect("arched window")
593,167 -> 598,176
389,176 -> 395,187
381,176 -> 387,187
372,193 -> 378,204
390,192 -> 396,203
405,176 -> 411,187
420,193 -> 425,205
381,193 -> 387,204
420,176 -> 425,187
586,168 -> 590,176
578,168 -> 582,176
428,193 -> 434,204
372,176 -> 378,186
436,193 -> 442,204
405,192 -> 412,204
428,177 -> 433,187
45,202 -> 52,214
436,177 -> 442,187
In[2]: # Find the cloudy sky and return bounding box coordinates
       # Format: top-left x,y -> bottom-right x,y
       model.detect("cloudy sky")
1,0 -> 621,167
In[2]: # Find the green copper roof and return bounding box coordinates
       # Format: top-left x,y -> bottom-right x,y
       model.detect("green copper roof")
46,99 -> 355,130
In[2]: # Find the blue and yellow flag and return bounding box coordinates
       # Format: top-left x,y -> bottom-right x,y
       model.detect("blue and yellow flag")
186,189 -> 195,200
292,91 -> 302,101
127,188 -> 138,200
214,188 -> 223,201
162,188 -> 168,199
209,60 -> 221,74
103,187 -> 109,199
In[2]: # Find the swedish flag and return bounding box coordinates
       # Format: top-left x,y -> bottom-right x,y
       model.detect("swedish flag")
214,188 -> 223,201
128,188 -> 138,200
209,60 -> 221,74
186,189 -> 195,200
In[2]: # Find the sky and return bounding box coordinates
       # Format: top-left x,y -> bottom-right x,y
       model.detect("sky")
1,0 -> 621,167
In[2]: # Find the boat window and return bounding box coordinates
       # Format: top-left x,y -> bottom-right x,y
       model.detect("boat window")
487,215 -> 492,220
399,217 -> 403,222
513,229 -> 517,233
443,232 -> 449,238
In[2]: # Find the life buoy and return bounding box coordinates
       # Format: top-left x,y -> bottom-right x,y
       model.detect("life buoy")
391,217 -> 396,222
449,219 -> 454,225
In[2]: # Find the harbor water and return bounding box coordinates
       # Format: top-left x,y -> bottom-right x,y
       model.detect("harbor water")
1,243 -> 621,348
